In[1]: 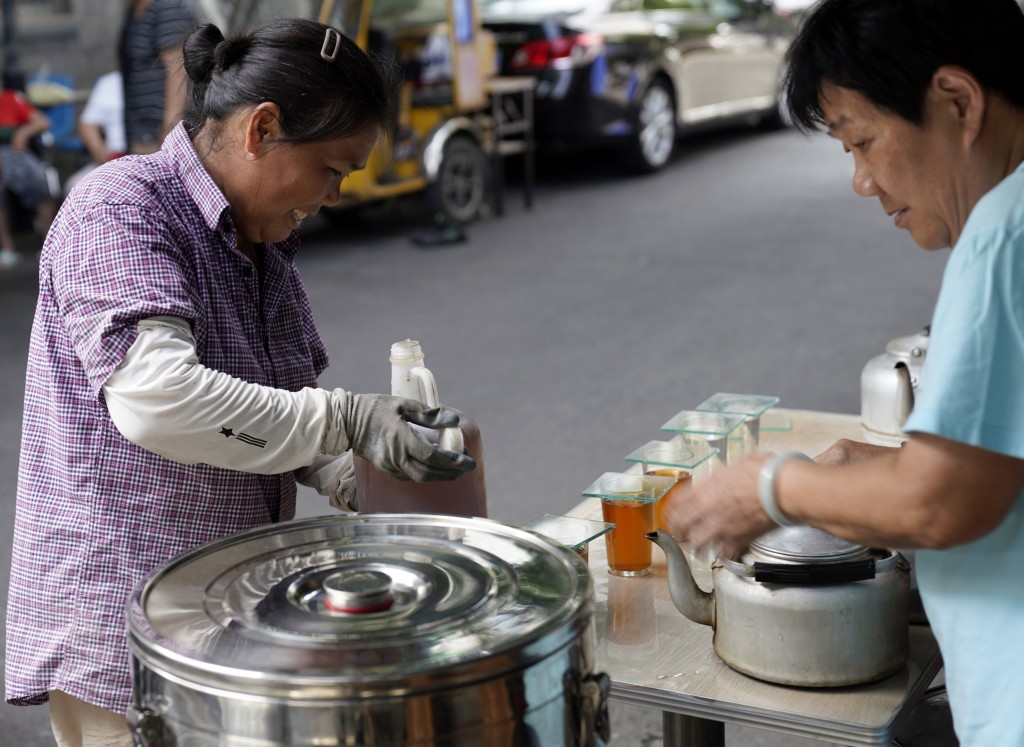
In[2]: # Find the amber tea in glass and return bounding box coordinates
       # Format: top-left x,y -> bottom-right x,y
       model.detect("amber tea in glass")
601,498 -> 655,577
643,467 -> 691,530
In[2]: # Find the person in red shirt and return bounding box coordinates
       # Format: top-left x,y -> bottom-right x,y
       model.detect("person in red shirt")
0,69 -> 58,269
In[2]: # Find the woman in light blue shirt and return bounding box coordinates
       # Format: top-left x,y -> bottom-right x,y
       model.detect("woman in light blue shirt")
660,1 -> 1024,744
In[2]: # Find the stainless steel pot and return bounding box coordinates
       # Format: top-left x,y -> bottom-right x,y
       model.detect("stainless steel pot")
649,527 -> 910,687
127,514 -> 609,746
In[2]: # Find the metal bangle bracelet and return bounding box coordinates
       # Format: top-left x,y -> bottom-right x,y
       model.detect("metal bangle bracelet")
758,451 -> 811,527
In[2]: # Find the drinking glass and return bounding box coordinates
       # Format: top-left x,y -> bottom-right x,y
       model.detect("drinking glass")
582,472 -> 676,576
623,440 -> 718,530
660,410 -> 747,465
695,393 -> 780,455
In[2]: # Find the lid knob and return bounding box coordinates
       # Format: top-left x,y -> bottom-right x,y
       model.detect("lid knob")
322,570 -> 395,614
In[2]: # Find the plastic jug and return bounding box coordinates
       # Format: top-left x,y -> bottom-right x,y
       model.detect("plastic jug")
353,339 -> 488,518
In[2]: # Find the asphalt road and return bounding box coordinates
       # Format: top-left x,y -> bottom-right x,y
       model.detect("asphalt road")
0,124 -> 947,745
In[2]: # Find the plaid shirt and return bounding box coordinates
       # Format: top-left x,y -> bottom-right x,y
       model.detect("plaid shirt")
5,123 -> 329,713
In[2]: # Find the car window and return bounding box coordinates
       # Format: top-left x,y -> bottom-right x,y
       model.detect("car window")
478,0 -> 618,15
643,0 -> 707,9
222,0 -> 323,34
707,0 -> 758,19
370,0 -> 449,24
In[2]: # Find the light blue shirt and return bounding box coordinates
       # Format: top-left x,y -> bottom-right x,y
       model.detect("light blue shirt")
902,160 -> 1024,747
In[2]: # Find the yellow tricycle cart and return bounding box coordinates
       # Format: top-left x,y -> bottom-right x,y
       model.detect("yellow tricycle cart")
217,0 -> 534,223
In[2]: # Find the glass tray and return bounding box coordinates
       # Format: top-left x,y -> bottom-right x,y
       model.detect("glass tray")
581,472 -> 678,503
623,439 -> 718,470
661,410 -> 747,437
695,392 -> 779,417
522,514 -> 615,549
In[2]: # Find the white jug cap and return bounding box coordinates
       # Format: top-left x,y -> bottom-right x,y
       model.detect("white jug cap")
389,339 -> 423,362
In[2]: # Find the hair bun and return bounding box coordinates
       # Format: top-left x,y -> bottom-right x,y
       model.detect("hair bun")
183,23 -> 227,83
214,36 -> 252,72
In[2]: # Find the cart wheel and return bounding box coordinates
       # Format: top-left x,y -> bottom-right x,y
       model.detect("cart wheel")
623,78 -> 676,173
428,135 -> 489,224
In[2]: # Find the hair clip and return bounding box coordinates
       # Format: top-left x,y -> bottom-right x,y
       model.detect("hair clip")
321,27 -> 341,61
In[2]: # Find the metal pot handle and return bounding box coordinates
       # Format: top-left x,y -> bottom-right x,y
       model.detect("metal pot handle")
126,705 -> 171,747
753,558 -> 876,585
574,671 -> 611,747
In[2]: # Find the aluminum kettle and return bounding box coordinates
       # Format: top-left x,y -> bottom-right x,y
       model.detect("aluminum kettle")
861,327 -> 929,444
647,528 -> 910,687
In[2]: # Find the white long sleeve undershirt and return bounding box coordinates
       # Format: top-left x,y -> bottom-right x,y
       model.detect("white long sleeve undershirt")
102,316 -> 350,474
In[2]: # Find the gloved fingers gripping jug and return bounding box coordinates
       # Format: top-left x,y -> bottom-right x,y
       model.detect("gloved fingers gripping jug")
390,339 -> 465,455
353,339 -> 488,518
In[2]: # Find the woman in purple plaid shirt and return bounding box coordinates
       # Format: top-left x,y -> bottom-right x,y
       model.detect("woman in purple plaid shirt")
4,19 -> 476,747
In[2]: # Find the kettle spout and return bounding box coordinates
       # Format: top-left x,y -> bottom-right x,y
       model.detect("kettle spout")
645,530 -> 713,627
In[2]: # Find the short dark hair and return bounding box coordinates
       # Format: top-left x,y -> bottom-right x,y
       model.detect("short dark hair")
784,0 -> 1024,131
182,19 -> 397,145
2,69 -> 26,93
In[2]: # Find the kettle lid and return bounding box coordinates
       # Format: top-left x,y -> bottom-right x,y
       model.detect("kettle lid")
884,326 -> 930,359
748,526 -> 869,564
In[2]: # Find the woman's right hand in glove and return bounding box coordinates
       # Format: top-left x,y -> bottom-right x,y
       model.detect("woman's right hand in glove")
330,392 -> 476,482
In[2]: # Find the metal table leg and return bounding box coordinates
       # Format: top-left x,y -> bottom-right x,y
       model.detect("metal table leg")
522,87 -> 534,210
663,713 -> 725,747
490,91 -> 505,217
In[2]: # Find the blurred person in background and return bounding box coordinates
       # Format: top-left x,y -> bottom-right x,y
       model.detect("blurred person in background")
64,71 -> 126,195
660,1 -> 1024,745
0,68 -> 57,268
4,19 -> 474,747
120,0 -> 196,154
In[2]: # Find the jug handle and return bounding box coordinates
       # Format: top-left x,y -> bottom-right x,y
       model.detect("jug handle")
409,366 -> 465,454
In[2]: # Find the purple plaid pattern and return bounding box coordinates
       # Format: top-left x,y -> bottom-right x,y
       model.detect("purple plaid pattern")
5,124 -> 329,713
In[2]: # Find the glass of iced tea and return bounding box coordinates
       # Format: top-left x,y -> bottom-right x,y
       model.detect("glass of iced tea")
583,472 -> 677,577
601,497 -> 654,576
645,466 -> 690,530
623,440 -> 718,530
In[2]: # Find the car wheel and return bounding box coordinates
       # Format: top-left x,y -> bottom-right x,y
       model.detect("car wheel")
428,135 -> 490,223
760,71 -> 792,130
624,78 -> 676,173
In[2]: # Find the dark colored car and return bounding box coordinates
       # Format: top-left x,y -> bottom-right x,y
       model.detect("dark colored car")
480,0 -> 792,172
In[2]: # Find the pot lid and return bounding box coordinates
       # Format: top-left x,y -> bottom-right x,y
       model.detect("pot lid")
747,526 -> 870,564
127,514 -> 592,698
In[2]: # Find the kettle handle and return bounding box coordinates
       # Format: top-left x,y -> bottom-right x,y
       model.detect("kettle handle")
409,366 -> 465,454
753,559 -> 876,585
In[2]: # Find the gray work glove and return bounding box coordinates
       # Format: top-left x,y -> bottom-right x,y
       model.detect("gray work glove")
326,391 -> 476,482
294,453 -> 359,512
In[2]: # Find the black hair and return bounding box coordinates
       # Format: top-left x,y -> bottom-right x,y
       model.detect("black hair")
181,19 -> 397,145
784,0 -> 1024,131
2,69 -> 26,93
